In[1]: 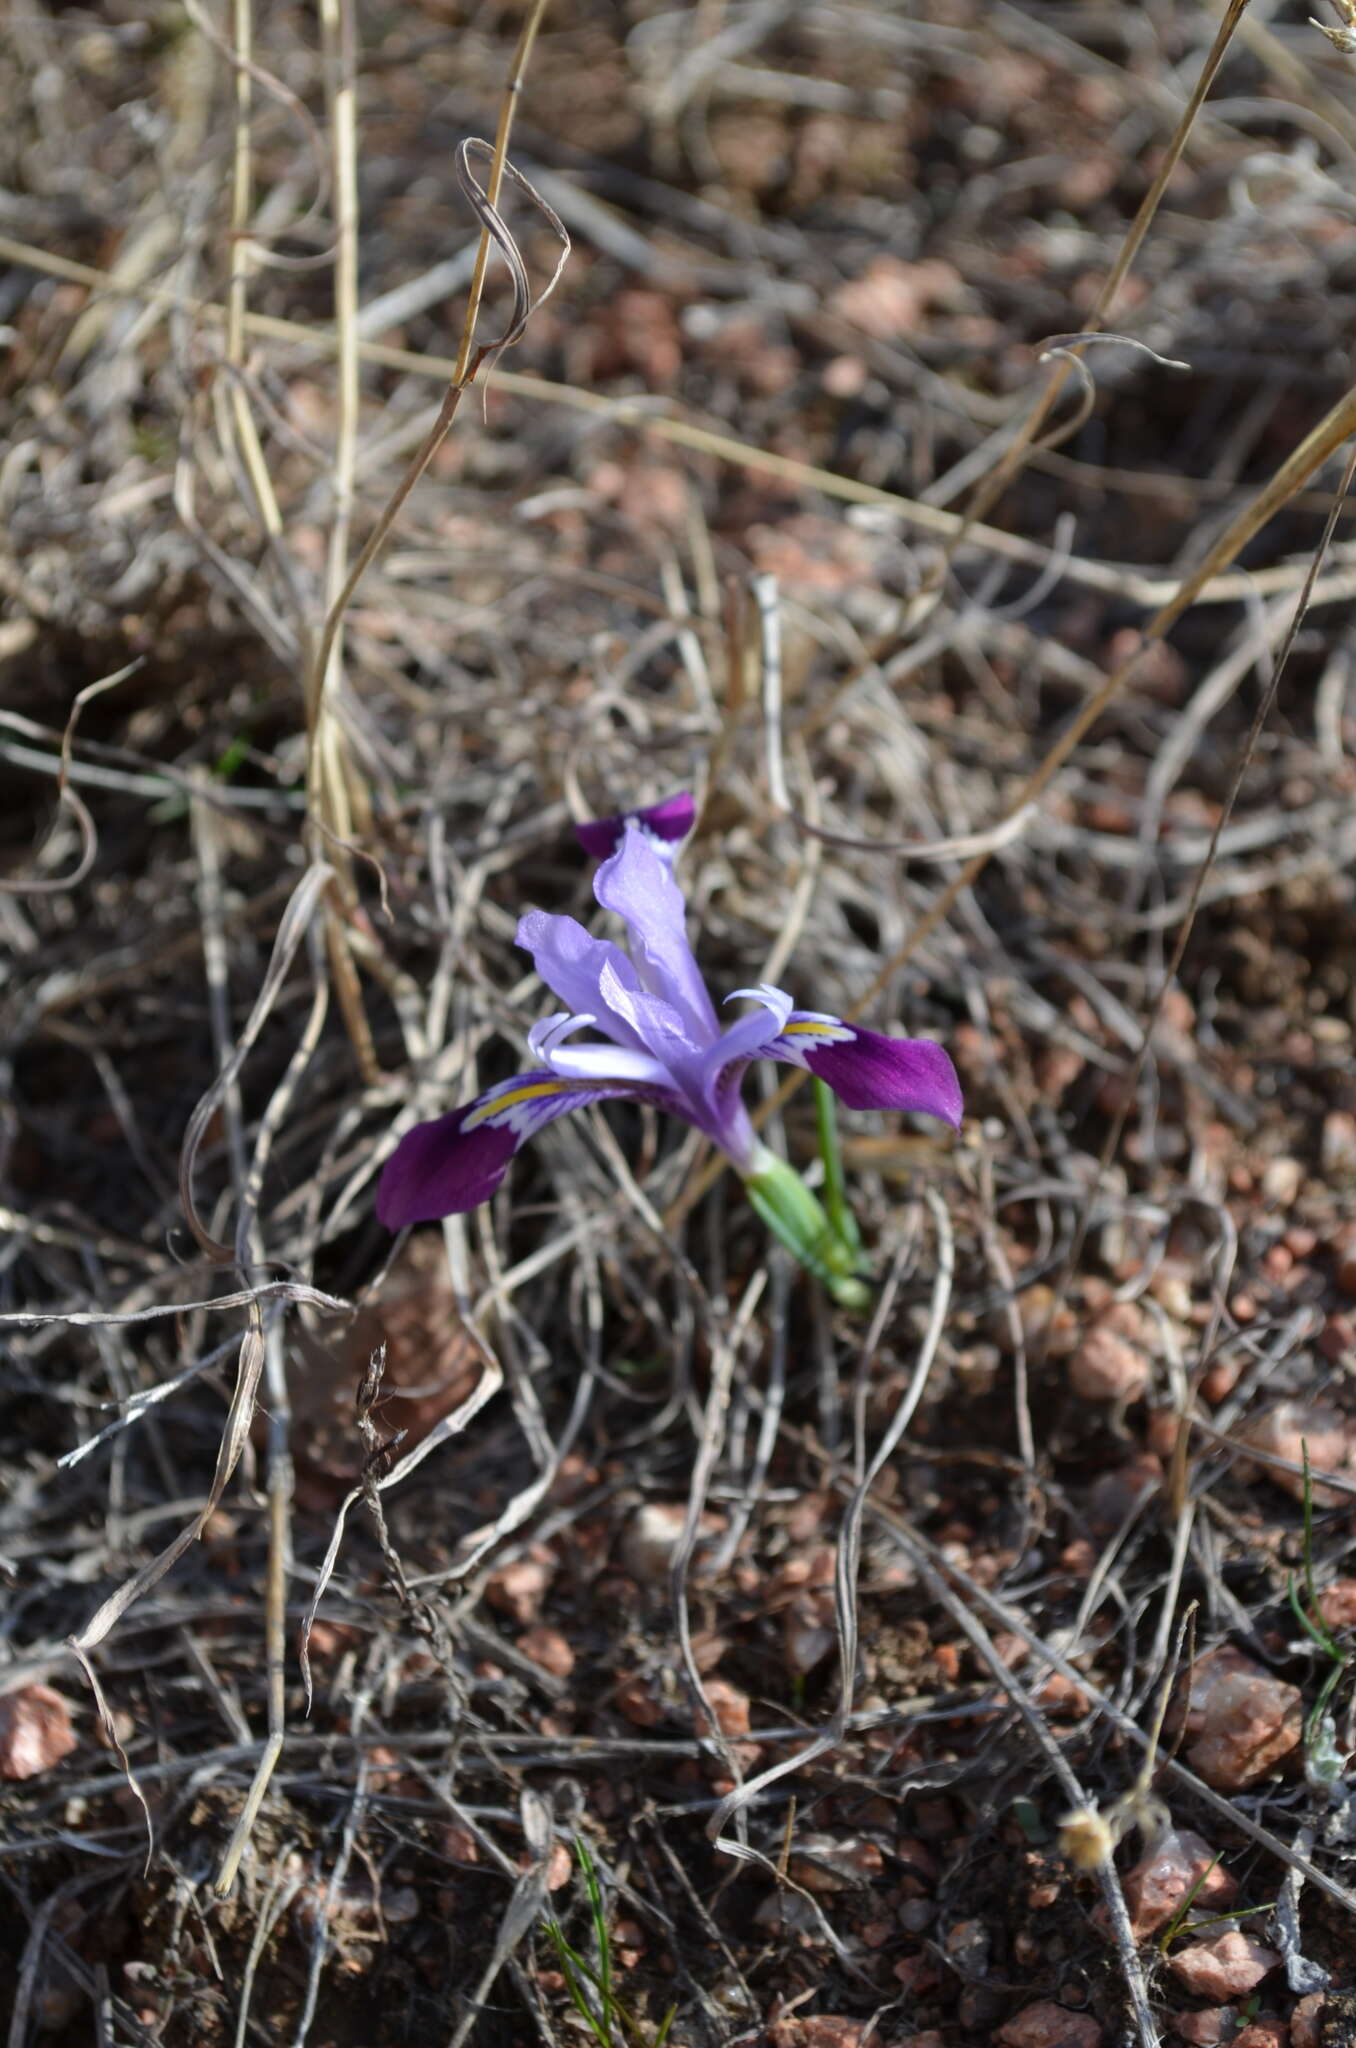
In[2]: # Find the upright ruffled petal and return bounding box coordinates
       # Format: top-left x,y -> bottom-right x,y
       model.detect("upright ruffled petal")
593,820 -> 718,1044
596,957 -> 704,1073
575,792 -> 695,863
696,985 -> 793,1101
762,1013 -> 964,1128
377,1071 -> 649,1227
516,910 -> 649,1053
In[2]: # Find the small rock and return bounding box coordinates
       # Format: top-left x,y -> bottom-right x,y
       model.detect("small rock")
784,1599 -> 838,1676
1171,2014 -> 1230,2046
1200,1358 -> 1242,1404
485,1554 -> 552,1625
1261,1156 -> 1304,1207
1322,1111 -> 1356,1179
786,1491 -> 834,1543
828,254 -> 963,340
1233,2021 -> 1288,2048
945,1917 -> 992,1974
1073,1302 -> 1147,1400
1321,1311 -> 1356,1363
1318,1579 -> 1356,1630
1085,1453 -> 1164,1535
789,1834 -> 886,1893
1033,1672 -> 1090,1718
959,1985 -> 1007,2032
1292,1992 -> 1330,2048
516,1626 -> 575,1680
997,2001 -> 1102,2048
767,2020 -> 868,2048
1123,1828 -> 1236,1937
896,1836 -> 940,1883
1167,1930 -> 1281,2000
1294,1993 -> 1356,2046
0,1686 -> 78,1780
1237,1402 -> 1352,1505
694,1678 -> 751,1740
1178,1646 -> 1303,1791
619,1503 -> 687,1583
893,1953 -> 941,1994
754,1891 -> 829,1938
614,1674 -> 664,1728
1003,1284 -> 1078,1358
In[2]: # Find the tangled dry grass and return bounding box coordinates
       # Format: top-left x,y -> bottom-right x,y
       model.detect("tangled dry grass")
6,2 -> 1356,2043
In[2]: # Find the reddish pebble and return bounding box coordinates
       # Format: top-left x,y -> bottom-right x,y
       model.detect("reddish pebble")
517,1626 -> 575,1679
997,2000 -> 1103,2047
1199,1360 -> 1241,1404
893,1954 -> 941,1994
0,1686 -> 77,1780
1319,1579 -> 1356,1629
1292,1993 -> 1329,2048
1262,1243 -> 1294,1283
1068,1303 -> 1150,1404
1122,1828 -> 1236,1937
1167,1930 -> 1281,2000
768,2021 -> 869,2048
1321,1313 -> 1356,1363
1234,2022 -> 1288,2048
694,1678 -> 750,1740
1171,2015 -> 1230,2046
615,1676 -> 664,1728
933,1643 -> 962,1682
485,1555 -> 552,1625
1322,1110 -> 1356,1178
1178,1646 -> 1302,1791
1033,1673 -> 1090,1718
1236,1401 -> 1352,1506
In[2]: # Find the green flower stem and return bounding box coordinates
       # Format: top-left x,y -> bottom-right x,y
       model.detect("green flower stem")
813,1075 -> 860,1262
742,1141 -> 870,1310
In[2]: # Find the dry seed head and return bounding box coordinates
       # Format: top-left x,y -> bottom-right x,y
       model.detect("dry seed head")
1059,1805 -> 1119,1871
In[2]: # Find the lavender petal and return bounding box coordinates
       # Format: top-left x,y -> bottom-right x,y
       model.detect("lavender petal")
593,821 -> 718,1043
516,909 -> 648,1052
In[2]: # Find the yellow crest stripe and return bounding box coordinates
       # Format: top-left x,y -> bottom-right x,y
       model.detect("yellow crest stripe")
464,1080 -> 564,1128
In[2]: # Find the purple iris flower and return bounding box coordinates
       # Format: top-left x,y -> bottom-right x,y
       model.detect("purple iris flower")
377,794 -> 962,1229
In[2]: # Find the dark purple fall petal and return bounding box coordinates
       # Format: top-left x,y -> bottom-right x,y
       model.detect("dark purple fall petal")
377,1071 -> 670,1228
803,1028 -> 964,1127
575,792 -> 695,862
376,1109 -> 519,1226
